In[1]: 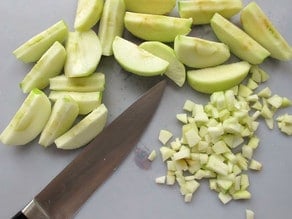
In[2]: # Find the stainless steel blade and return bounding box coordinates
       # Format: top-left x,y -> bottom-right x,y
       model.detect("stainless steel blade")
15,80 -> 166,219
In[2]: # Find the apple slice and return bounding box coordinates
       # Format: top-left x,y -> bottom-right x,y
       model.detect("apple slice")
98,0 -> 125,56
55,104 -> 108,150
174,35 -> 230,68
49,73 -> 105,92
13,20 -> 68,63
124,0 -> 176,15
210,13 -> 270,65
39,96 -> 79,147
240,2 -> 292,61
49,91 -> 102,115
20,41 -> 66,93
64,30 -> 102,77
139,41 -> 186,87
187,61 -> 251,94
74,0 -> 104,31
124,12 -> 192,42
178,0 -> 242,25
112,36 -> 169,76
0,89 -> 51,145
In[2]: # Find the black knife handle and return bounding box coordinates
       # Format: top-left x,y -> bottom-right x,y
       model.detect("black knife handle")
12,211 -> 28,219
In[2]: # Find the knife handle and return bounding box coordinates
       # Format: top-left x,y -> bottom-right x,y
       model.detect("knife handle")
12,211 -> 28,219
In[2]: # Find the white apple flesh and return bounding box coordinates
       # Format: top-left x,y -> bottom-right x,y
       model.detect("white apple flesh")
0,89 -> 51,145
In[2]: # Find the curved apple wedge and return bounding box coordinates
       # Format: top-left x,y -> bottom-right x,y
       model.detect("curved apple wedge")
20,41 -> 66,93
0,89 -> 51,146
174,35 -> 230,68
124,12 -> 192,42
13,20 -> 68,63
187,61 -> 251,94
178,0 -> 243,25
39,96 -> 79,147
74,0 -> 104,31
211,13 -> 270,65
139,41 -> 186,87
241,2 -> 292,61
55,104 -> 108,150
124,0 -> 176,15
98,0 -> 125,56
49,91 -> 102,115
113,37 -> 169,76
64,30 -> 102,77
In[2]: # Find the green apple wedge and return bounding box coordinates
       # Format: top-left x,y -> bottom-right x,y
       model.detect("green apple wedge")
64,30 -> 102,77
0,89 -> 51,145
98,0 -> 125,56
13,20 -> 68,63
139,41 -> 186,87
124,12 -> 192,42
210,13 -> 270,65
174,35 -> 230,68
49,73 -> 105,92
112,36 -> 169,76
39,96 -> 79,147
240,2 -> 292,61
74,0 -> 104,31
124,0 -> 176,15
55,104 -> 108,150
187,61 -> 251,94
178,0 -> 243,25
20,41 -> 66,93
49,91 -> 102,115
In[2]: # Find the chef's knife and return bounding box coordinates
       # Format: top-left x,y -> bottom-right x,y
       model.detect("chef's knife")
12,80 -> 166,219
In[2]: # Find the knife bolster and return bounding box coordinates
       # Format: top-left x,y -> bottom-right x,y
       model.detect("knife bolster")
21,199 -> 49,219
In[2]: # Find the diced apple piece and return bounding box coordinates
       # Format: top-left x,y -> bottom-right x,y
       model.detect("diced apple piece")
232,190 -> 251,200
159,129 -> 173,145
139,41 -> 186,87
174,35 -> 230,68
20,42 -> 66,93
13,20 -> 68,63
210,13 -> 270,64
187,61 -> 251,94
124,12 -> 192,42
98,0 -> 125,56
64,30 -> 102,77
178,0 -> 242,25
241,2 -> 292,61
0,89 -> 51,145
124,0 -> 176,15
49,91 -> 102,115
112,37 -> 169,76
246,209 -> 255,219
74,0 -> 104,31
148,150 -> 157,161
55,104 -> 108,150
49,73 -> 105,92
39,96 -> 79,147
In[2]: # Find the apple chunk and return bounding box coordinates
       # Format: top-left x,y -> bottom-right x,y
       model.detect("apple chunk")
39,96 -> 79,147
174,35 -> 230,68
0,89 -> 51,145
187,61 -> 251,94
20,41 -> 66,93
64,30 -> 102,77
98,0 -> 126,56
210,13 -> 270,65
74,0 -> 104,31
124,0 -> 176,15
178,0 -> 242,25
13,20 -> 68,63
240,2 -> 292,61
124,12 -> 192,42
55,104 -> 108,150
139,41 -> 186,87
112,36 -> 169,76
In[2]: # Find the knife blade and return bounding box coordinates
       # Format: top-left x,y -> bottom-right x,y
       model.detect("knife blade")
12,80 -> 166,219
